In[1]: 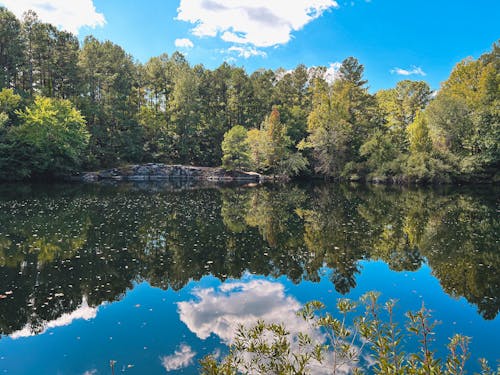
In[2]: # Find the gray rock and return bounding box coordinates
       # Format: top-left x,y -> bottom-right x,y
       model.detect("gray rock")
75,164 -> 264,183
82,172 -> 99,182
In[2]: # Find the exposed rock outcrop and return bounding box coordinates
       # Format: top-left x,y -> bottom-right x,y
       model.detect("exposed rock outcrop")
73,164 -> 265,183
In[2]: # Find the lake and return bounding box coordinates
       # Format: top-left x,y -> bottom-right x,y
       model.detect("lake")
0,181 -> 498,374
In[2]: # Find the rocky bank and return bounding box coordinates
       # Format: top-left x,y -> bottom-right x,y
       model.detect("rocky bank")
72,164 -> 265,183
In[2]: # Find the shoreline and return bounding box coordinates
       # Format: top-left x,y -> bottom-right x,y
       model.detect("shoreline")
1,163 -> 497,186
69,163 -> 273,183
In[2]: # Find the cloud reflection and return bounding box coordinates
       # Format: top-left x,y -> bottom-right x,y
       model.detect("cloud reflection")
9,297 -> 98,339
178,278 -> 358,374
161,344 -> 196,372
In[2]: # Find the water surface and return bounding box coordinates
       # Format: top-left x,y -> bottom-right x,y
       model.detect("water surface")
0,182 -> 498,374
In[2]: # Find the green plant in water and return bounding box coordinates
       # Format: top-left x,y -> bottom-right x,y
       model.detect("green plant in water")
200,292 -> 499,375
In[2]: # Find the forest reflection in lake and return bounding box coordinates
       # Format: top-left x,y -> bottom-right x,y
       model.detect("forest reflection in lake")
0,181 -> 498,374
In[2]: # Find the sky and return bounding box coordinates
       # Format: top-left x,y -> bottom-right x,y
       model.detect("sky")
1,0 -> 498,91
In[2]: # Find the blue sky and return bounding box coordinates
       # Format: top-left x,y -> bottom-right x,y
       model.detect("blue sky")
1,0 -> 499,91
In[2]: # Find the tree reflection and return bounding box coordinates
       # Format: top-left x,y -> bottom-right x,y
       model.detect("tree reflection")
0,182 -> 498,338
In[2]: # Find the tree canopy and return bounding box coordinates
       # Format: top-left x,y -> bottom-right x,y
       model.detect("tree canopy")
0,7 -> 498,183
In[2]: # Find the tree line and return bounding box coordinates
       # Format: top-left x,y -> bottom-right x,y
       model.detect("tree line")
0,7 -> 498,182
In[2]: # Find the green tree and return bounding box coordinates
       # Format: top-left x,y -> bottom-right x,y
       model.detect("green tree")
0,7 -> 25,90
169,59 -> 201,163
273,64 -> 311,144
19,11 -> 80,98
426,42 -> 499,179
142,53 -> 173,111
196,63 -> 231,165
137,105 -> 174,162
376,80 -> 431,151
78,36 -> 141,166
0,88 -> 21,125
249,68 -> 276,127
227,67 -> 254,129
138,53 -> 181,163
304,58 -> 377,178
0,89 -> 25,179
408,111 -> 432,154
221,125 -> 251,171
1,97 -> 89,179
359,129 -> 399,178
264,107 -> 289,173
249,108 -> 308,177
247,128 -> 268,171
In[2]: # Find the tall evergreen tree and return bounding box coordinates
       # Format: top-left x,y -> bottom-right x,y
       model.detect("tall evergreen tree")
78,36 -> 141,166
0,7 -> 25,90
304,57 -> 376,178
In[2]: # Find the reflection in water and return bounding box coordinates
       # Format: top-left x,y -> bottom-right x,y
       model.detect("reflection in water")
178,278 -> 358,374
9,297 -> 98,339
178,279 -> 304,343
161,344 -> 197,372
0,182 -> 498,341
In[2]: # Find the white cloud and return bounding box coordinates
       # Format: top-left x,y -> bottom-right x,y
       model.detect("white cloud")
176,0 -> 339,47
324,61 -> 343,83
10,297 -> 99,339
274,68 -> 294,81
177,279 -> 360,374
175,38 -> 194,49
391,66 -> 426,76
227,46 -> 267,59
161,344 -> 196,372
274,62 -> 342,84
224,56 -> 237,64
0,0 -> 105,34
82,370 -> 97,375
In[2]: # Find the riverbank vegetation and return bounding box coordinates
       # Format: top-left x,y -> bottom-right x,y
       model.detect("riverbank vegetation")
0,8 -> 498,182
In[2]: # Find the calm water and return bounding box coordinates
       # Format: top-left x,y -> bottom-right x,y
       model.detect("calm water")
0,181 -> 498,374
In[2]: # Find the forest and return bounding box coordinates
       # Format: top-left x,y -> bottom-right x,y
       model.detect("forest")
0,7 -> 498,183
